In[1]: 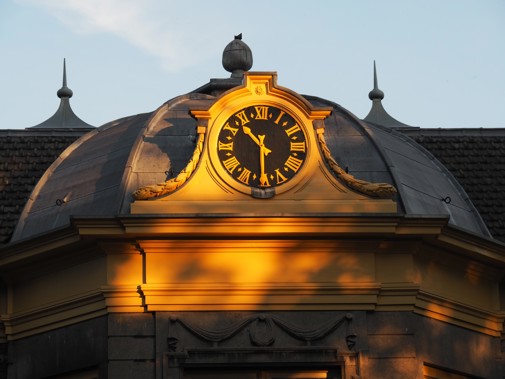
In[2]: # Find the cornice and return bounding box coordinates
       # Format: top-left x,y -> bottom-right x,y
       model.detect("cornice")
3,214 -> 505,268
0,227 -> 82,271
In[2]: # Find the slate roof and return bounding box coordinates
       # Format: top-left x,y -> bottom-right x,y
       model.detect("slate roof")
404,128 -> 505,242
0,130 -> 86,244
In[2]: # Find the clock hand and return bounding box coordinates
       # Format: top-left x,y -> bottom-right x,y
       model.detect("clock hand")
242,126 -> 272,186
242,126 -> 260,145
258,135 -> 270,187
243,126 -> 272,154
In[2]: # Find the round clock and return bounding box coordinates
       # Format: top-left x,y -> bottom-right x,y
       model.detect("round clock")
216,105 -> 308,190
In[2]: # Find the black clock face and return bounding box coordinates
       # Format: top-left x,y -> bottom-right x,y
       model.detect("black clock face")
217,105 -> 307,188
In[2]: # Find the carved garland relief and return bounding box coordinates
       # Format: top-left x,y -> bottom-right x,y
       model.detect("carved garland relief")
167,313 -> 356,351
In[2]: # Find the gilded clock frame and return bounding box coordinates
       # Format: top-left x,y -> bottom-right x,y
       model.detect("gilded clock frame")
193,73 -> 331,197
215,103 -> 309,196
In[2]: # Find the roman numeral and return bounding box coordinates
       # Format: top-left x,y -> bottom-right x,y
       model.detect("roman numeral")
274,110 -> 285,125
290,141 -> 306,152
275,169 -> 288,184
223,122 -> 239,136
254,106 -> 269,120
285,124 -> 301,137
222,156 -> 240,173
235,110 -> 250,126
218,141 -> 233,151
284,155 -> 303,173
237,168 -> 252,184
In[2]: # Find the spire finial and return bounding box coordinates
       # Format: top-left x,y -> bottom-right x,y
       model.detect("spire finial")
368,60 -> 384,101
363,61 -> 414,128
373,61 -> 378,89
57,58 -> 73,99
62,58 -> 68,87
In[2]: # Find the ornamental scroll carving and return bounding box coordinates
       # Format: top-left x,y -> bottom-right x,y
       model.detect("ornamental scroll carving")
132,128 -> 205,200
167,313 -> 356,352
317,131 -> 397,198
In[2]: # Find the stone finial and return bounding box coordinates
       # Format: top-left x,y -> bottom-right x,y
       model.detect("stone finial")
222,33 -> 253,78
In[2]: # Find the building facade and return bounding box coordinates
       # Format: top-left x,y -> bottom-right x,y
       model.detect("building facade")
1,36 -> 504,379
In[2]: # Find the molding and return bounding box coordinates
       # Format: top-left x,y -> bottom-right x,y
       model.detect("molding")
435,227 -> 505,265
136,238 -> 383,254
0,228 -> 82,271
1,285 -> 142,340
118,215 -> 413,238
164,348 -> 356,379
376,282 -> 421,310
3,281 -> 503,340
1,289 -> 107,340
138,282 -> 505,336
138,283 -> 381,312
131,199 -> 397,215
101,285 -> 144,312
414,291 -> 505,337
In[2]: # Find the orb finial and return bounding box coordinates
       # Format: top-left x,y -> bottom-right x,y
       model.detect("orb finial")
368,60 -> 384,101
57,58 -> 73,99
222,33 -> 253,78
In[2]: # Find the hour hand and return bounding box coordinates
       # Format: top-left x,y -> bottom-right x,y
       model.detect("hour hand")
242,126 -> 260,145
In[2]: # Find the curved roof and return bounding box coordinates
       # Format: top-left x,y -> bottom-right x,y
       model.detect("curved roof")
307,95 -> 489,236
9,39 -> 491,243
12,90 -> 490,242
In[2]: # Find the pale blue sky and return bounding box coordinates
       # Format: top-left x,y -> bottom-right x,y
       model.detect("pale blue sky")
1,0 -> 504,129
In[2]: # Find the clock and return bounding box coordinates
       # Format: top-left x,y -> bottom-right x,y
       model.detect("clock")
216,105 -> 308,191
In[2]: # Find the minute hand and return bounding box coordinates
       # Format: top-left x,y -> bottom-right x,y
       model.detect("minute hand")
258,135 -> 270,187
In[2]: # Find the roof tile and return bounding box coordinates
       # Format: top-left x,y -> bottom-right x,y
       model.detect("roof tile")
0,132 -> 84,244
410,133 -> 505,242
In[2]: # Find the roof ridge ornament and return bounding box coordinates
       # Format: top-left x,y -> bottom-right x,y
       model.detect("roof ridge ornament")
28,59 -> 95,129
222,33 -> 253,78
368,60 -> 384,101
363,61 -> 414,129
56,58 -> 73,99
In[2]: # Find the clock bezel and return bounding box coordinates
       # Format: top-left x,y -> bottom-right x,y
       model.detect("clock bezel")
208,100 -> 314,196
215,104 -> 309,193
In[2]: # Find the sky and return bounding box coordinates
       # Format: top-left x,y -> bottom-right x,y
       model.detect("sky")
1,0 -> 504,129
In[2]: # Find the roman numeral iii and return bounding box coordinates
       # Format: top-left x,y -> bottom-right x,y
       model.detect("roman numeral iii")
284,155 -> 303,172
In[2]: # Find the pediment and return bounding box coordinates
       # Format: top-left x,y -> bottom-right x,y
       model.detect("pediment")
131,73 -> 396,215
